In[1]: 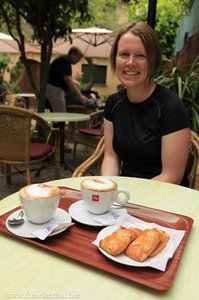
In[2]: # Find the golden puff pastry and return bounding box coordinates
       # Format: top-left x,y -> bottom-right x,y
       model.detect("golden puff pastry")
149,229 -> 170,257
99,227 -> 138,256
125,228 -> 162,262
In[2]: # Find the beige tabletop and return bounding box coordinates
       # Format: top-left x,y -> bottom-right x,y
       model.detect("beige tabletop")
37,112 -> 90,123
15,93 -> 36,98
0,176 -> 199,300
15,93 -> 36,109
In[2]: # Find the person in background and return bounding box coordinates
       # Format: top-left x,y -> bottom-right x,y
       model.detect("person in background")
0,74 -> 7,103
65,78 -> 98,109
101,21 -> 191,186
46,46 -> 97,112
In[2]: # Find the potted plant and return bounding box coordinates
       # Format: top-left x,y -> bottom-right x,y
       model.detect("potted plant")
154,56 -> 199,133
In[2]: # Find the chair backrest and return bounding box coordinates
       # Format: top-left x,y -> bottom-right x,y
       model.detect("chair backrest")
66,104 -> 92,130
188,130 -> 199,190
0,105 -> 53,164
72,130 -> 199,188
72,136 -> 105,177
66,104 -> 92,114
89,109 -> 104,132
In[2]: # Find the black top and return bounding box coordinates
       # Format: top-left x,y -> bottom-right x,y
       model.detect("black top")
48,55 -> 71,92
104,84 -> 190,185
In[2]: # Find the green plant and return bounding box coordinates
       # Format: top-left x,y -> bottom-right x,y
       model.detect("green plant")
0,53 -> 10,74
154,56 -> 199,133
74,70 -> 87,91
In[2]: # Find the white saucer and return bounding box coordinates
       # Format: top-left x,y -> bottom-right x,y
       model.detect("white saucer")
68,200 -> 127,226
6,208 -> 71,238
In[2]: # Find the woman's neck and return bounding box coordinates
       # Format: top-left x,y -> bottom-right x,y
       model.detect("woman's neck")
127,81 -> 156,104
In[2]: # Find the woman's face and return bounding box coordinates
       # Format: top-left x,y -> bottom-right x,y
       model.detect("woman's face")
115,32 -> 149,88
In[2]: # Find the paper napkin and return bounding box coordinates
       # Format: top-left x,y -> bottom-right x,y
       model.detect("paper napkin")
92,209 -> 128,226
93,214 -> 185,271
32,222 -> 74,240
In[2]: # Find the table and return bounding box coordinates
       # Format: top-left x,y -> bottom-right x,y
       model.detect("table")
37,112 -> 90,169
15,93 -> 36,109
0,176 -> 199,300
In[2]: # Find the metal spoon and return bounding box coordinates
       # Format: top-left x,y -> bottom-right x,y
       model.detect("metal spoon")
7,210 -> 24,226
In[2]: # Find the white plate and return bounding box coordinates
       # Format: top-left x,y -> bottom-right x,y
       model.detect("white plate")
97,225 -> 152,267
68,200 -> 127,227
6,208 -> 71,238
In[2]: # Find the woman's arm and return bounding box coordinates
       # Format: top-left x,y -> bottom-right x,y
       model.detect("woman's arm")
152,128 -> 191,184
101,118 -> 121,175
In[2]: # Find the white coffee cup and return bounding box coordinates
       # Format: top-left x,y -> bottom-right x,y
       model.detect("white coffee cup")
19,183 -> 60,224
81,178 -> 130,214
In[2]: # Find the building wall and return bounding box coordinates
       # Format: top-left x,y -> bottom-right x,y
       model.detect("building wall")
3,43 -> 120,97
73,57 -> 120,97
174,0 -> 199,68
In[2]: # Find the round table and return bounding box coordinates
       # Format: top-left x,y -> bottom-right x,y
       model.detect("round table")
37,112 -> 90,167
0,176 -> 199,300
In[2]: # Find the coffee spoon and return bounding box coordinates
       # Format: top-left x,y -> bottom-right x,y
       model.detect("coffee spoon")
7,210 -> 24,225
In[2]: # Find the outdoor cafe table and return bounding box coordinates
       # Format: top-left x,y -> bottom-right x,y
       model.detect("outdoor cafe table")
0,176 -> 198,300
37,112 -> 90,169
15,93 -> 36,109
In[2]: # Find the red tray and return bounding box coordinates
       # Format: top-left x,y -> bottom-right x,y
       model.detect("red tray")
0,186 -> 194,291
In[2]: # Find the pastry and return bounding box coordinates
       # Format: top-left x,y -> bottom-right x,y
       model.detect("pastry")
99,227 -> 138,256
125,228 -> 162,262
149,229 -> 170,257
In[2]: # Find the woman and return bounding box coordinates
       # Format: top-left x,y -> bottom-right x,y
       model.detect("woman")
101,21 -> 191,186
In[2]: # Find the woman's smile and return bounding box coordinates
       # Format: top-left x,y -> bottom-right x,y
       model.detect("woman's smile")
116,33 -> 148,88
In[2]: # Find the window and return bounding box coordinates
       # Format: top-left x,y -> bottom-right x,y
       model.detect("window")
82,64 -> 107,85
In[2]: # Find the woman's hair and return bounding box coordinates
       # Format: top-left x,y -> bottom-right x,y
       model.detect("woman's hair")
110,21 -> 162,78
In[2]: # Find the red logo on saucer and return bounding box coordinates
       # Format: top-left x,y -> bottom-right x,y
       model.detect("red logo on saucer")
92,194 -> 99,201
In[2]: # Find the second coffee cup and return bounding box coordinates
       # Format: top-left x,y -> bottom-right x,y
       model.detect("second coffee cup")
81,178 -> 130,214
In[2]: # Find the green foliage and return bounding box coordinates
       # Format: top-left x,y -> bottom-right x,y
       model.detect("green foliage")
86,0 -> 117,28
154,57 -> 199,132
0,0 -> 91,111
0,53 -> 10,74
77,0 -> 129,29
129,0 -> 193,58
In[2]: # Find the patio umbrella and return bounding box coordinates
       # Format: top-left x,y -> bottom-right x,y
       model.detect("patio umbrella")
0,32 -> 39,53
0,32 -> 13,40
53,27 -> 115,58
72,27 -> 114,47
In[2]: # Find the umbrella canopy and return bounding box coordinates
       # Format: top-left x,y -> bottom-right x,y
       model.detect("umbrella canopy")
0,39 -> 20,53
0,32 -> 13,40
0,34 -> 40,54
72,27 -> 114,46
53,27 -> 115,58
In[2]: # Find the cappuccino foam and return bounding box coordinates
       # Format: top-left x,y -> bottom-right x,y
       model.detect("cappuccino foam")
20,183 -> 60,200
81,178 -> 117,192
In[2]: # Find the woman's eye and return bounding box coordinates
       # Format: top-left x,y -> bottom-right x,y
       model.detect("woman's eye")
119,52 -> 128,58
136,53 -> 145,58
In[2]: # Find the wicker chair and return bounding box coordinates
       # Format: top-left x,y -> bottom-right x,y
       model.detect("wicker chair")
0,105 -> 60,185
188,130 -> 199,190
73,109 -> 104,160
72,136 -> 104,177
72,131 -> 199,191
